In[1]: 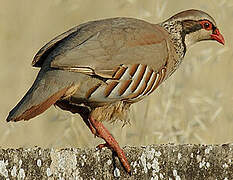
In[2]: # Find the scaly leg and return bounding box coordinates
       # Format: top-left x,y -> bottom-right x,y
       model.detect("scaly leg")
55,101 -> 131,173
88,116 -> 131,173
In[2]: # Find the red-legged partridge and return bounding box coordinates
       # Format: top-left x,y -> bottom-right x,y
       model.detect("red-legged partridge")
7,9 -> 224,173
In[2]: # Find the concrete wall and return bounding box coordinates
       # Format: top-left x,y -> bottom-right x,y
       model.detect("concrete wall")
0,144 -> 232,179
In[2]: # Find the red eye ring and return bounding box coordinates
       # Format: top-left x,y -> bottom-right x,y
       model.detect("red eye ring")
200,20 -> 212,30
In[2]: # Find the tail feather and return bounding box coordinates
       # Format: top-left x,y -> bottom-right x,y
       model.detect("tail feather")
7,87 -> 70,122
6,68 -> 78,122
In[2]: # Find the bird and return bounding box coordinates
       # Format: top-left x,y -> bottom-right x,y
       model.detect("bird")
6,9 -> 224,173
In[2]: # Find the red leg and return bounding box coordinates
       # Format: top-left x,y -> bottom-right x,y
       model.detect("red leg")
57,101 -> 131,173
89,116 -> 131,173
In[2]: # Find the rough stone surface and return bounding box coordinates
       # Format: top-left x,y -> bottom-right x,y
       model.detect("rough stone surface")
0,144 -> 232,179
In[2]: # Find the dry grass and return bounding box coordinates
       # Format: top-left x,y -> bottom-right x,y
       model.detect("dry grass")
0,0 -> 232,148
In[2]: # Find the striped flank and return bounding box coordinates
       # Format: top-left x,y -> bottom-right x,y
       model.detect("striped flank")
148,68 -> 166,95
86,64 -> 167,103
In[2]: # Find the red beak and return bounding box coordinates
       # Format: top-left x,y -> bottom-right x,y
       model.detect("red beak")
211,28 -> 225,45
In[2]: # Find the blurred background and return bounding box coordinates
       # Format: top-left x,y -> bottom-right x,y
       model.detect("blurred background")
0,0 -> 232,149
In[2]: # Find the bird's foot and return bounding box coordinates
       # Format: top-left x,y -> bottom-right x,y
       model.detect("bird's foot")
96,143 -> 109,150
89,116 -> 131,174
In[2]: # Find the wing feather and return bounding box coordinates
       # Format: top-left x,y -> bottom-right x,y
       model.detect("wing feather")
32,17 -> 170,80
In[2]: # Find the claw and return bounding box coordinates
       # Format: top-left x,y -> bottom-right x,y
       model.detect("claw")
97,143 -> 109,150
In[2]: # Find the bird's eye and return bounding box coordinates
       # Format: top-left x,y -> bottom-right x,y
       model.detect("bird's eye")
200,20 -> 212,30
204,23 -> 210,29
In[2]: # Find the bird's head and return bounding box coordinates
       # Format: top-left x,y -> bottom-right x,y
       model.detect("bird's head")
162,9 -> 225,49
